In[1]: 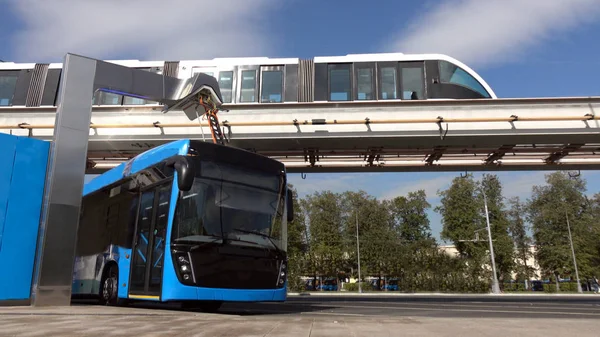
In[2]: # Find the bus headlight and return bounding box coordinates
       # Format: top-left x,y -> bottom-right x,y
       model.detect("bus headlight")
173,250 -> 194,285
276,260 -> 287,287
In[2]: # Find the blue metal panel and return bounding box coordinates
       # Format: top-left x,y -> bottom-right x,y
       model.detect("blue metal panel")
160,170 -> 182,301
0,136 -> 49,301
0,133 -> 18,251
158,139 -> 191,300
83,139 -> 190,196
159,279 -> 286,302
116,246 -> 132,299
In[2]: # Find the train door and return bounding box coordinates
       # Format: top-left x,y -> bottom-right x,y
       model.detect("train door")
128,183 -> 172,300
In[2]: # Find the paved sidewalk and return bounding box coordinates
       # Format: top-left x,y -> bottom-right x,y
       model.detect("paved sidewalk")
1,305 -> 600,336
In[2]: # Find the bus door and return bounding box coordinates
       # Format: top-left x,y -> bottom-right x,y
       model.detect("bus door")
129,183 -> 172,300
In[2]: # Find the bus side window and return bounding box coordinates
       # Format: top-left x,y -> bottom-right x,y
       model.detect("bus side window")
106,203 -> 120,244
125,195 -> 139,248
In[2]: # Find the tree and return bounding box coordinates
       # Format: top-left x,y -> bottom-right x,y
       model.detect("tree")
340,191 -> 394,283
436,175 -> 483,257
285,184 -> 309,291
391,190 -> 434,243
389,190 -> 437,291
301,191 -> 345,285
527,171 -> 598,291
436,174 -> 489,290
506,196 -> 535,283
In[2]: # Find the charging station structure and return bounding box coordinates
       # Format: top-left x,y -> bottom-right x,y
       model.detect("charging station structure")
0,53 -> 221,307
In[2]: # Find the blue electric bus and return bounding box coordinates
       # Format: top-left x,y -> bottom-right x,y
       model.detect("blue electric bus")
71,139 -> 293,311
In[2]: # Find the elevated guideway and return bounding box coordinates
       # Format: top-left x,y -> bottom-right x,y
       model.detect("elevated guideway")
1,96 -> 600,173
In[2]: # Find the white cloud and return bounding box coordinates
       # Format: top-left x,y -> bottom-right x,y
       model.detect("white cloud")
7,0 -> 279,62
491,171 -> 548,201
288,173 -> 361,198
391,0 -> 600,67
379,174 -> 455,201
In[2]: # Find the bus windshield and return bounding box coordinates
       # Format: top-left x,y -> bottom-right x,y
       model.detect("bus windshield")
172,160 -> 286,250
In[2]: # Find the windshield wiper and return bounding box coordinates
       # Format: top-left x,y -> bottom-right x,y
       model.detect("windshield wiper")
175,237 -> 224,251
231,228 -> 281,253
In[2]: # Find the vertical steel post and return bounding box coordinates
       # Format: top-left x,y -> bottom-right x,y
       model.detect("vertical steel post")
565,211 -> 583,293
356,211 -> 362,293
31,54 -> 96,306
482,189 -> 501,294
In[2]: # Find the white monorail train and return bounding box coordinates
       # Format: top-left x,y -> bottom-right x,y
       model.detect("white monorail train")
0,53 -> 496,108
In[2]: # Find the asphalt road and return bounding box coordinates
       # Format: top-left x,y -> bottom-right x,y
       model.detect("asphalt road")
125,294 -> 600,319
4,296 -> 600,336
230,295 -> 600,319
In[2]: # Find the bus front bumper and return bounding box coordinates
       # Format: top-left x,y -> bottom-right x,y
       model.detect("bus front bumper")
161,283 -> 287,303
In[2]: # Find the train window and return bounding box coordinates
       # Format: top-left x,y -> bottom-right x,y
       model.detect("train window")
93,91 -> 122,105
260,67 -> 283,103
192,67 -> 217,79
328,64 -> 351,101
123,96 -> 145,105
400,65 -> 425,100
218,71 -> 233,103
240,70 -> 257,102
438,60 -> 490,98
0,73 -> 18,106
356,68 -> 374,100
379,67 -> 397,100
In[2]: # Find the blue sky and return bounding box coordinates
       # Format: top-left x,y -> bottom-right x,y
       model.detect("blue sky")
4,0 -> 600,243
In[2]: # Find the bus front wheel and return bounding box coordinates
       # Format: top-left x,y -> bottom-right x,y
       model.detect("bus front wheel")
100,264 -> 126,306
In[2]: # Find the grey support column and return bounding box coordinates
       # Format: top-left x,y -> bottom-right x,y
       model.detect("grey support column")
29,53 -> 222,307
31,54 -> 97,306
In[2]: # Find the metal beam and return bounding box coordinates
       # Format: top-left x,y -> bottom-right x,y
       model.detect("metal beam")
484,144 -> 515,164
545,143 -> 584,164
91,59 -> 222,120
425,146 -> 447,165
30,53 -> 222,307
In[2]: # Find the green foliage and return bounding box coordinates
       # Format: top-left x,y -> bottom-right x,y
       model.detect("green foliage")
343,282 -> 359,292
507,197 -> 535,281
282,171 -> 600,294
392,190 -> 433,242
436,174 -> 489,283
527,172 -> 600,290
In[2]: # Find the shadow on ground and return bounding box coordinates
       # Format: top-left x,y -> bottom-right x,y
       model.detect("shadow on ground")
70,298 -> 337,316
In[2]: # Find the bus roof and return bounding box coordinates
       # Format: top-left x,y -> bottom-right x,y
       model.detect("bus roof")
83,139 -> 190,196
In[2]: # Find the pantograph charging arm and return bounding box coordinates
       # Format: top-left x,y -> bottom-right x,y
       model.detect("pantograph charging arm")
197,92 -> 226,146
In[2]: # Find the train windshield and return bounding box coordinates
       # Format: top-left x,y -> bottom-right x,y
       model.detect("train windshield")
172,160 -> 286,251
439,60 -> 491,98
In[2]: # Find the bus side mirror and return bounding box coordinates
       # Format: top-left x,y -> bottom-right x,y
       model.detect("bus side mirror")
286,189 -> 294,222
166,156 -> 195,192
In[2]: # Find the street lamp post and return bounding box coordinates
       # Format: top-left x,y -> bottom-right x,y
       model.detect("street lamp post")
356,211 -> 362,293
482,188 -> 501,294
565,171 -> 584,294
565,211 -> 583,293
